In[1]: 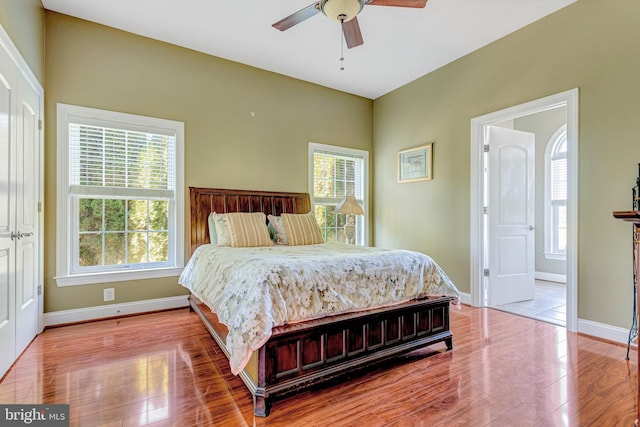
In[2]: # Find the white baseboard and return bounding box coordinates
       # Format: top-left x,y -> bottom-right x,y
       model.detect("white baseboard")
459,291 -> 630,346
577,318 -> 634,346
44,295 -> 189,327
535,271 -> 566,283
458,291 -> 472,306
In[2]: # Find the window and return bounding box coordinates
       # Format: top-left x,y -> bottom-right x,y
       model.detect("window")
56,104 -> 184,285
544,125 -> 567,260
309,143 -> 369,245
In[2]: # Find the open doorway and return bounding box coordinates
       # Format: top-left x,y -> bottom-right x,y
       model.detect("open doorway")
470,89 -> 578,332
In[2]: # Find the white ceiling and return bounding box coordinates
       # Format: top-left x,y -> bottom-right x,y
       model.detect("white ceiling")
40,0 -> 577,100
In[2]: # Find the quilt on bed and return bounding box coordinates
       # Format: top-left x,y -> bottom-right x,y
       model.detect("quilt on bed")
178,242 -> 459,375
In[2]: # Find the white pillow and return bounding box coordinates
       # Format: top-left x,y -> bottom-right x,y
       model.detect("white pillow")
210,212 -> 231,246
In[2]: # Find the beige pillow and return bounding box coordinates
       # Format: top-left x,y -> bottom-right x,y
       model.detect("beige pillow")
267,214 -> 289,245
211,213 -> 231,246
281,212 -> 323,245
226,212 -> 273,247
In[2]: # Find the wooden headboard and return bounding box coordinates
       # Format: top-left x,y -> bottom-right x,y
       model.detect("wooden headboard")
189,187 -> 311,254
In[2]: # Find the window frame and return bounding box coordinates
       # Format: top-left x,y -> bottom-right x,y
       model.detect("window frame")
308,142 -> 369,246
56,104 -> 184,286
544,124 -> 567,261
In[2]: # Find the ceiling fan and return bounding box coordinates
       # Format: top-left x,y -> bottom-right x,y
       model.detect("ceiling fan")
272,0 -> 428,49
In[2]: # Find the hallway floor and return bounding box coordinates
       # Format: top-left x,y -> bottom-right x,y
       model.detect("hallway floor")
492,280 -> 566,326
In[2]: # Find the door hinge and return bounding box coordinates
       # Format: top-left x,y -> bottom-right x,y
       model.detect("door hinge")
483,144 -> 490,152
38,202 -> 42,213
483,206 -> 489,214
483,268 -> 490,277
38,119 -> 42,130
37,285 -> 42,296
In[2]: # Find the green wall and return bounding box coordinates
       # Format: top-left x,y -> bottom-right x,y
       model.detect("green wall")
44,12 -> 373,312
373,0 -> 640,328
0,0 -> 44,84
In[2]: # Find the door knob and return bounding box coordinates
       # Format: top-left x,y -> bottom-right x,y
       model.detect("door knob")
9,231 -> 33,240
528,225 -> 535,230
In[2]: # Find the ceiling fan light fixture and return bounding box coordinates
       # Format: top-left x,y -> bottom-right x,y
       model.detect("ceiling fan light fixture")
320,0 -> 364,23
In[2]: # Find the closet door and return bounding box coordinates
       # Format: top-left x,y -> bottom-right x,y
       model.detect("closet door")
14,72 -> 40,355
0,38 -> 42,379
0,48 -> 16,378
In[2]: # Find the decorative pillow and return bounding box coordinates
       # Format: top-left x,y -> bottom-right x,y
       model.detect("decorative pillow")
207,213 -> 219,244
281,212 -> 323,246
226,212 -> 273,247
267,214 -> 289,245
211,213 -> 231,246
267,221 -> 278,244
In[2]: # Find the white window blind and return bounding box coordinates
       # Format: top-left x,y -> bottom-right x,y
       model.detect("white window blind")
313,149 -> 364,203
69,124 -> 175,198
551,157 -> 567,201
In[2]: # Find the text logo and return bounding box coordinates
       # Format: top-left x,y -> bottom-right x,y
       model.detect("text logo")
0,405 -> 69,426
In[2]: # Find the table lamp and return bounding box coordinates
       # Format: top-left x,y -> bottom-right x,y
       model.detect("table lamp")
336,195 -> 364,244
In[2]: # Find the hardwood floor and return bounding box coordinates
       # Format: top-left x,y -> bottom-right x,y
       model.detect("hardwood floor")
0,305 -> 635,426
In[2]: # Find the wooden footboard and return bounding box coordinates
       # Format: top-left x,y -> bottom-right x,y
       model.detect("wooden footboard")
189,294 -> 453,416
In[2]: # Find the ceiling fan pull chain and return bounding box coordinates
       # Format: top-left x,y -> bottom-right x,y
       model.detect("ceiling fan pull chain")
339,15 -> 346,71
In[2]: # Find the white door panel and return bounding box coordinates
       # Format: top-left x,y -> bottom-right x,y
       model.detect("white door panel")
15,72 -> 40,356
18,99 -> 37,230
0,71 -> 11,236
16,241 -> 36,354
497,145 -> 528,225
0,52 -> 16,377
488,126 -> 535,306
498,234 -> 528,275
0,248 -> 16,377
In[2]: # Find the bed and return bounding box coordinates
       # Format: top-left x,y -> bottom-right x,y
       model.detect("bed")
181,187 -> 459,416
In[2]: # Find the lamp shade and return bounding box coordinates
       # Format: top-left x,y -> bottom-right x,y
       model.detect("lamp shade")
336,195 -> 364,215
320,0 -> 363,23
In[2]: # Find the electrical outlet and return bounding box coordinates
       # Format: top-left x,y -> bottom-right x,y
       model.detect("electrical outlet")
103,288 -> 115,301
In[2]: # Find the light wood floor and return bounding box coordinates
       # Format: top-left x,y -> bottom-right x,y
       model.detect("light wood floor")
0,304 -> 635,426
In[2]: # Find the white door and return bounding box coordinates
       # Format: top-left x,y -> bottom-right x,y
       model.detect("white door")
487,126 -> 536,306
14,72 -> 40,355
0,44 -> 41,379
0,51 -> 17,377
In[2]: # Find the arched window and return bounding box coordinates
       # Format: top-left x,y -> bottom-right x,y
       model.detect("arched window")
544,125 -> 567,260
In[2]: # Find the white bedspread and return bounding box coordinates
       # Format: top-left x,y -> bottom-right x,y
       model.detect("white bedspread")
178,242 -> 459,375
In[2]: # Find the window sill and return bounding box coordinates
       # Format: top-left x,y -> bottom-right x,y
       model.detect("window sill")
55,267 -> 184,287
543,252 -> 566,261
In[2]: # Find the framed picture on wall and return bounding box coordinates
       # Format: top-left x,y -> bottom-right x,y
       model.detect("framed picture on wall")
398,142 -> 433,183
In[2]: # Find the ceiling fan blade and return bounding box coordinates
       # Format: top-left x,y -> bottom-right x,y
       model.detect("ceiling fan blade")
366,0 -> 427,8
272,2 -> 321,31
343,17 -> 364,49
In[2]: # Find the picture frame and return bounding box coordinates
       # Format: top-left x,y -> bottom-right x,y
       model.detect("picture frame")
398,142 -> 433,183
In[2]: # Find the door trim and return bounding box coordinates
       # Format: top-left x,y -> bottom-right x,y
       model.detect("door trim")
470,88 -> 579,332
